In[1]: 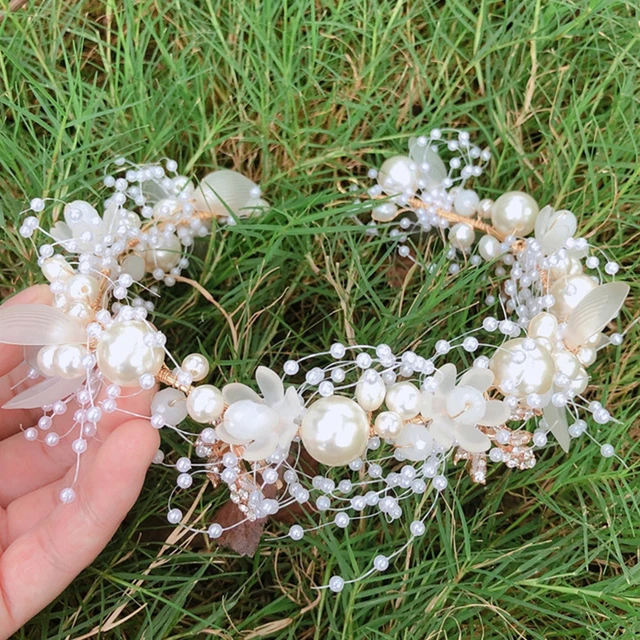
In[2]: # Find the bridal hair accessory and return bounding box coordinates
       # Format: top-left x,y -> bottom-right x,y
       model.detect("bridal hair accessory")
1,129 -> 633,594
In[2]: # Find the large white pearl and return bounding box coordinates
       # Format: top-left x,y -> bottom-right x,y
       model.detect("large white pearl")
550,274 -> 597,321
374,411 -> 404,438
53,344 -> 87,379
181,353 -> 210,382
66,274 -> 100,304
37,345 -> 58,377
151,388 -> 188,425
186,384 -> 224,423
490,191 -> 539,236
142,233 -> 182,272
95,320 -> 165,386
571,367 -> 589,394
378,156 -> 418,196
478,198 -> 494,218
528,312 -> 558,341
489,338 -> 555,397
553,351 -> 579,378
385,382 -> 422,419
453,189 -> 479,217
448,222 -> 475,251
478,234 -> 503,261
300,396 -> 369,467
576,346 -> 597,367
355,371 -> 386,411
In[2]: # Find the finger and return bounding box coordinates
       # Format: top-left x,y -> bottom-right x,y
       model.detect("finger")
0,363 -> 42,440
0,418 -> 159,638
0,286 -> 53,435
0,285 -> 52,377
0,384 -> 155,506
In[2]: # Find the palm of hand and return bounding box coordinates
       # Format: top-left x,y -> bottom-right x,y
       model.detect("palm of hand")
0,286 -> 158,638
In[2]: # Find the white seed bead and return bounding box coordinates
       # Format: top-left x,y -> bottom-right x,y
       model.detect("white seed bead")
167,508 -> 182,524
59,487 -> 76,504
373,555 -> 390,572
600,443 -> 615,458
289,525 -> 304,540
329,576 -> 344,593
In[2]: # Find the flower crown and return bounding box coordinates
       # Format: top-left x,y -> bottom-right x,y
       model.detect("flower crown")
1,129 -> 633,593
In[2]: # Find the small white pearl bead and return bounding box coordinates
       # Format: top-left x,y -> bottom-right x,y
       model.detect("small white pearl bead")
289,525 -> 304,540
373,555 -> 389,572
167,508 -> 182,524
329,576 -> 344,593
433,475 -> 448,491
600,443 -> 615,458
59,487 -> 76,504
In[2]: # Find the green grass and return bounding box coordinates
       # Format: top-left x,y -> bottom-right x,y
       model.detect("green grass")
1,0 -> 640,637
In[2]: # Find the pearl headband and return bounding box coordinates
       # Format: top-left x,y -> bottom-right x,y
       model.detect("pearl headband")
1,130 -> 633,593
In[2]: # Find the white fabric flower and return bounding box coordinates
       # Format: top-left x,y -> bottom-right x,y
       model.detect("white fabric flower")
534,205 -> 577,255
50,200 -> 138,253
421,363 -> 510,453
216,366 -> 304,461
393,423 -> 434,461
408,137 -> 448,190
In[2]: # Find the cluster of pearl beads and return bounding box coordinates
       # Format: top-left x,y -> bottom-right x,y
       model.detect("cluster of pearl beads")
161,130 -> 630,593
11,158 -> 266,504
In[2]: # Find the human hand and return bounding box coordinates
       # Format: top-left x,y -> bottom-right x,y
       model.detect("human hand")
0,286 -> 159,638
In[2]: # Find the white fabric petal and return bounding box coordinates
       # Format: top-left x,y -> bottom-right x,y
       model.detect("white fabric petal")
3,376 -> 84,410
255,366 -> 285,406
459,368 -> 494,393
0,304 -> 86,345
428,415 -> 455,449
277,419 -> 299,448
102,202 -> 117,232
478,400 -> 511,427
239,196 -> 269,218
64,200 -> 102,237
408,138 -> 448,189
394,424 -> 433,461
222,382 -> 261,405
534,205 -> 554,241
565,282 -> 630,350
193,170 -> 258,217
243,433 -> 278,461
215,422 -> 247,446
437,363 -> 457,394
448,386 -> 486,426
420,391 -> 434,419
543,402 -> 570,453
455,424 -> 491,453
50,221 -> 72,242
